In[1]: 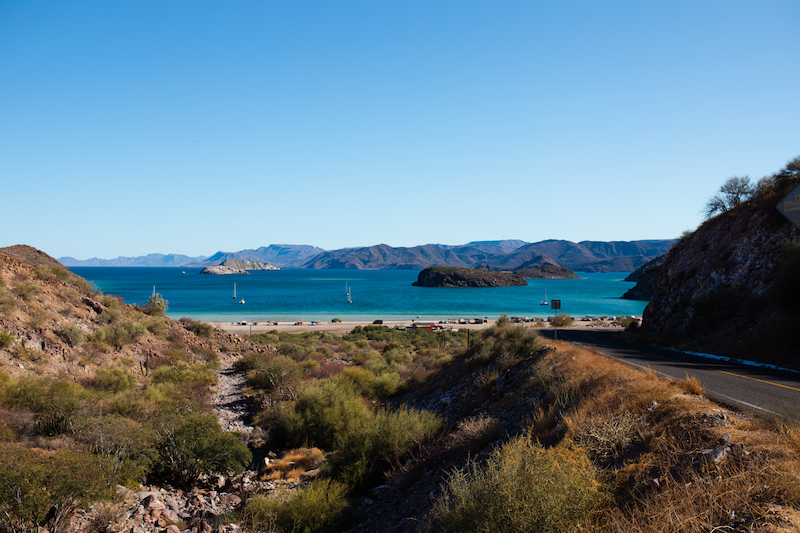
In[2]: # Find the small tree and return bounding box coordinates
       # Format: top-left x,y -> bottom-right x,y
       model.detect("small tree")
704,176 -> 755,218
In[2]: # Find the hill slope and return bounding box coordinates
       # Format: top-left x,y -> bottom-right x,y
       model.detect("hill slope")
640,169 -> 800,367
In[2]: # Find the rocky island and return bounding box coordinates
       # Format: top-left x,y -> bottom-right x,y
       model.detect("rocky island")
512,255 -> 579,279
412,266 -> 528,287
199,259 -> 279,275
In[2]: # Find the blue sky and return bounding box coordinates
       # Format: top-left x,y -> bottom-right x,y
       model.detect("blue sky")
1,1 -> 798,259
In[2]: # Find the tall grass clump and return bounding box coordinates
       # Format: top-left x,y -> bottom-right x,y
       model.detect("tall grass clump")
433,435 -> 605,533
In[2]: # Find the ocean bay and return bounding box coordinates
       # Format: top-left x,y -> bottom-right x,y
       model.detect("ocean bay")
72,267 -> 647,323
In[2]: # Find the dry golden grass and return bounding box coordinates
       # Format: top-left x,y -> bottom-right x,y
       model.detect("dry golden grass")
260,447 -> 326,480
519,342 -> 800,532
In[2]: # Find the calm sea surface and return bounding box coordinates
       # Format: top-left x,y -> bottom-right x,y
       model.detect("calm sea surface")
71,268 -> 647,323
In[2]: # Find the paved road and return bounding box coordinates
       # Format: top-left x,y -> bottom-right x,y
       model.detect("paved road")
538,329 -> 800,417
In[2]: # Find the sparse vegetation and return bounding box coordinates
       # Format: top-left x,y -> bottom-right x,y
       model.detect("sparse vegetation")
142,292 -> 168,316
433,437 -> 605,533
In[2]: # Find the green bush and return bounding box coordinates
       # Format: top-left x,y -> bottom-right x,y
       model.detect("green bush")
332,317 -> 342,323
186,320 -> 214,337
152,411 -> 251,486
151,362 -> 216,386
244,478 -> 349,533
11,281 -> 39,302
246,355 -> 300,393
325,405 -> 441,490
143,316 -> 168,336
554,313 -> 574,327
273,380 -> 440,490
3,376 -> 91,435
0,443 -> 116,533
433,437 -> 605,533
94,366 -> 137,392
35,264 -> 71,282
93,319 -> 147,348
77,415 -> 158,485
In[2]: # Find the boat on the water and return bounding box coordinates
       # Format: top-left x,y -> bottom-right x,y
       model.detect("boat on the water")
540,289 -> 549,306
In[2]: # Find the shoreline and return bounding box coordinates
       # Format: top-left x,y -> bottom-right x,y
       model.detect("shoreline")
214,318 -> 626,336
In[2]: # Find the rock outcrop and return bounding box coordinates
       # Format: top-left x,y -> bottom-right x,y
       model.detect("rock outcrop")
412,266 -> 528,287
199,265 -> 249,275
641,184 -> 800,367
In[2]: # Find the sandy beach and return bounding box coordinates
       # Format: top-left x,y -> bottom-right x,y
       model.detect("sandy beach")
214,318 -> 626,336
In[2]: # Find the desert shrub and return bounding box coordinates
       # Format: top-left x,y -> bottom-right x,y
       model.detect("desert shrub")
94,366 -> 137,392
77,415 -> 158,485
59,322 -> 84,346
11,281 -> 39,302
332,317 -> 342,322
143,316 -> 168,336
246,355 -> 300,394
102,389 -> 156,421
326,405 -> 441,490
93,319 -> 147,348
495,314 -> 512,327
278,341 -> 309,360
3,376 -> 91,435
244,479 -> 349,533
0,442 -> 116,533
95,306 -> 122,324
575,411 -> 649,465
470,324 -> 541,369
186,320 -> 214,337
276,380 -> 372,450
151,362 -> 216,386
554,313 -> 574,327
34,264 -> 71,282
433,437 -> 605,533
331,366 -> 401,398
151,410 -> 251,486
142,293 -> 168,316
0,329 -> 15,349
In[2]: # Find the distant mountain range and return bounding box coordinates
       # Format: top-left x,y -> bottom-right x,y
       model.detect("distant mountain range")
59,253 -> 209,268
59,239 -> 674,272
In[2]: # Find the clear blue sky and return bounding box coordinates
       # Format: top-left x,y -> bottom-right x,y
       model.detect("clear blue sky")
1,1 -> 798,259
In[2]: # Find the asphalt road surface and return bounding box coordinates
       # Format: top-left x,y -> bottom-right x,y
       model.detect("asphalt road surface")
538,329 -> 800,417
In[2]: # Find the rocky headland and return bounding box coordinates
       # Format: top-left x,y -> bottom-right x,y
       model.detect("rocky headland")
412,266 -> 528,287
621,255 -> 665,301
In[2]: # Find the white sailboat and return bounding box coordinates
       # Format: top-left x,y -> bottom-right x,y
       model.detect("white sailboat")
540,289 -> 549,306
346,283 -> 353,304
232,283 -> 237,299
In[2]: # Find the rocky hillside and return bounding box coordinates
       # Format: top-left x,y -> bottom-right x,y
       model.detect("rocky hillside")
640,160 -> 800,367
0,246 -> 271,378
412,266 -> 528,287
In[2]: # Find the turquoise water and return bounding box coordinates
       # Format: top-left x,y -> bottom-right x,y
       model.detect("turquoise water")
71,267 -> 647,323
